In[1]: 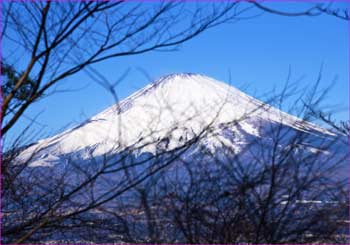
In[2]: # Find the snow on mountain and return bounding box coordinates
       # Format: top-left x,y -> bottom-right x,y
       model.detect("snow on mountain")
19,73 -> 339,166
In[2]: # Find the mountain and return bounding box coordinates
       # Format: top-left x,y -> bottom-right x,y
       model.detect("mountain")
19,73 -> 345,171
8,73 -> 348,244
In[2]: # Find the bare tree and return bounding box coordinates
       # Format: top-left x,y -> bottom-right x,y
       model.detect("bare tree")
1,1 -> 349,244
1,1 -> 349,135
3,72 -> 348,243
113,80 -> 349,244
1,3 -> 254,240
250,1 -> 350,20
3,73 -> 349,244
1,1 -> 255,135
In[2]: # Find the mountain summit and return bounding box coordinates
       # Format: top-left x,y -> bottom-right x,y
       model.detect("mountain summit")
21,73 -> 338,166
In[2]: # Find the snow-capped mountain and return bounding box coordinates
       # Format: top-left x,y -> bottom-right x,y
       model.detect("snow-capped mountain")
19,73 -> 345,168
8,73 -> 348,245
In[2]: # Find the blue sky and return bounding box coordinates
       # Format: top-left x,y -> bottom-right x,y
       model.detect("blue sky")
7,2 -> 349,142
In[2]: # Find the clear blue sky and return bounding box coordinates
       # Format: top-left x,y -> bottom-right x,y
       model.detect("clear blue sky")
8,2 -> 349,142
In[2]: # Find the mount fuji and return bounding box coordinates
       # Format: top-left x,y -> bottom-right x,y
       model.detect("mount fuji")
19,73 -> 346,174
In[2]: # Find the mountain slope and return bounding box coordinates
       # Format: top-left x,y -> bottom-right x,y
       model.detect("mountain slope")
20,73 -> 341,166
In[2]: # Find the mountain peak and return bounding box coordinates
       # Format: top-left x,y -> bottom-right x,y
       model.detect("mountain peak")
110,73 -> 212,111
151,72 -> 205,88
155,72 -> 203,82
